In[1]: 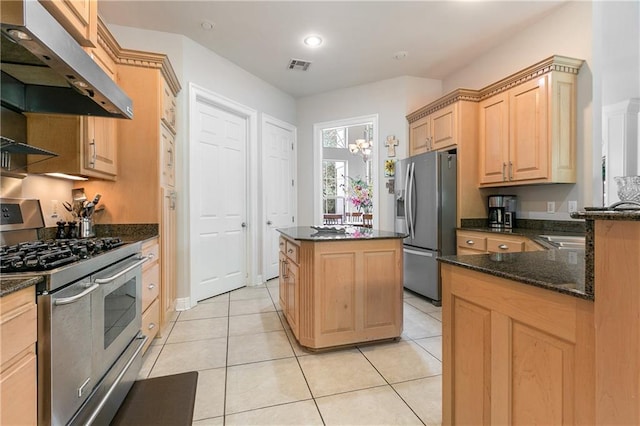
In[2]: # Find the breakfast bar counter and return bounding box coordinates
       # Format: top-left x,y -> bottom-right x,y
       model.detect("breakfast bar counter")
277,227 -> 406,349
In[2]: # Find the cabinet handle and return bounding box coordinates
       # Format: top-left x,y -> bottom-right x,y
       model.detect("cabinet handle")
287,248 -> 293,254
466,240 -> 475,245
498,244 -> 509,250
90,139 -> 97,167
148,253 -> 155,260
509,161 -> 513,180
148,283 -> 156,290
167,147 -> 174,169
502,162 -> 507,181
148,323 -> 156,330
282,260 -> 289,278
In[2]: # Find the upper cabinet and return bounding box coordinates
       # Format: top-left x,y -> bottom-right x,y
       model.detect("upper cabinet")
39,0 -> 98,47
408,100 -> 461,155
478,56 -> 583,187
26,18 -> 120,180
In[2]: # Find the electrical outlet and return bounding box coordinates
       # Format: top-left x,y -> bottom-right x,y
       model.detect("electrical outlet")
51,200 -> 59,218
568,201 -> 578,213
547,201 -> 555,214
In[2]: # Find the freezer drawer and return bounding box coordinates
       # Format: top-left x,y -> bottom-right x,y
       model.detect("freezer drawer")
403,247 -> 440,302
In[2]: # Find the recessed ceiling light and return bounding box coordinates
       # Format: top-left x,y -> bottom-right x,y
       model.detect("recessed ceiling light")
393,51 -> 409,60
201,21 -> 215,31
303,35 -> 323,47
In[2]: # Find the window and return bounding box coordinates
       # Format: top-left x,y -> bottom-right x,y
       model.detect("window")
322,128 -> 347,148
322,160 -> 346,214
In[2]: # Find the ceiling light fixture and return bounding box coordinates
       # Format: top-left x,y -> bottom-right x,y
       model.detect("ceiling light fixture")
201,21 -> 215,31
349,129 -> 373,162
303,35 -> 323,47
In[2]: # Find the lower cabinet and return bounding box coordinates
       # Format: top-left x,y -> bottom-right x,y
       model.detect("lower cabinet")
0,287 -> 37,425
141,238 -> 160,353
441,264 -> 595,425
456,229 -> 544,255
278,235 -> 403,349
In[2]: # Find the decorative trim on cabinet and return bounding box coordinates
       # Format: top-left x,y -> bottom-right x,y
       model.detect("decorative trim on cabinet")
118,49 -> 181,95
407,55 -> 584,124
96,16 -> 120,64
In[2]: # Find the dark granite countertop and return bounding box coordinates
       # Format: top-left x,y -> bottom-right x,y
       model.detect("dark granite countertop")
439,249 -> 590,300
278,226 -> 407,241
571,210 -> 640,221
0,275 -> 44,298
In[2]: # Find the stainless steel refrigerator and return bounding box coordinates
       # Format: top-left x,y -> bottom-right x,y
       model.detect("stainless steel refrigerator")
395,151 -> 457,304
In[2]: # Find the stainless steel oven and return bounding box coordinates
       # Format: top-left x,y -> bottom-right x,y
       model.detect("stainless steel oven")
0,198 -> 149,425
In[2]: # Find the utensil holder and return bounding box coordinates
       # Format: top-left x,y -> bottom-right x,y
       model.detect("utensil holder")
79,217 -> 95,238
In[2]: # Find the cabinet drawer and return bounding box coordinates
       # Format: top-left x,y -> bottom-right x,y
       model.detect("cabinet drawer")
142,262 -> 160,312
1,288 -> 36,366
142,240 -> 160,269
457,234 -> 487,252
285,240 -> 299,264
279,237 -> 286,254
141,299 -> 160,354
487,238 -> 524,253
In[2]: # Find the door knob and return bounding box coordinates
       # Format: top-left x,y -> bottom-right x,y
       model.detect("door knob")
241,222 -> 247,228
267,220 -> 272,225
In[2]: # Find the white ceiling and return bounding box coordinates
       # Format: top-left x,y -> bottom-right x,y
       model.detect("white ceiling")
99,1 -> 566,98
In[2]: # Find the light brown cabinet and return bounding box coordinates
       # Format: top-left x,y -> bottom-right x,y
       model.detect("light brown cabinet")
442,263 -> 595,425
456,230 -> 544,255
26,113 -> 118,180
407,95 -> 485,225
478,57 -> 582,187
278,234 -> 403,349
39,0 -> 97,47
409,102 -> 457,155
140,239 -> 160,353
78,47 -> 181,337
0,286 -> 37,426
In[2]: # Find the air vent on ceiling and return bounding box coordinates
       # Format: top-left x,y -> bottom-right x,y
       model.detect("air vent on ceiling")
288,59 -> 312,71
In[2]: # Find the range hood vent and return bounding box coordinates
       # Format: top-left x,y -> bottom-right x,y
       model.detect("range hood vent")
0,0 -> 133,119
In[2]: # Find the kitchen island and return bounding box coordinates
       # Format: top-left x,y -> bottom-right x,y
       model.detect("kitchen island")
277,226 -> 406,349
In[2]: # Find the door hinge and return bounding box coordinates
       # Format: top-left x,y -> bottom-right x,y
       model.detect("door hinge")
291,179 -> 294,187
292,216 -> 295,223
291,143 -> 294,150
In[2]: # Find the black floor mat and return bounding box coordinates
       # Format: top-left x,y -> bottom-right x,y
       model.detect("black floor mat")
111,371 -> 198,426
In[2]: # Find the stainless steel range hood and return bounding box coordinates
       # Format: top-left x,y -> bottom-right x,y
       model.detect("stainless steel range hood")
1,0 -> 133,119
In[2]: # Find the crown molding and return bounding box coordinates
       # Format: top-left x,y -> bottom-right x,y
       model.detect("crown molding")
407,55 -> 584,123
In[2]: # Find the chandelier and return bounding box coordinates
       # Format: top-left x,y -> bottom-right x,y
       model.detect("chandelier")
349,131 -> 372,162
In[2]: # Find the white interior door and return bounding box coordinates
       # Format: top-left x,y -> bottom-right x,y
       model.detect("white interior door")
191,97 -> 248,301
262,115 -> 296,280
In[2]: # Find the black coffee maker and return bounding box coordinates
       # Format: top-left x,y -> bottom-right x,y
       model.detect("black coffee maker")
488,195 -> 517,228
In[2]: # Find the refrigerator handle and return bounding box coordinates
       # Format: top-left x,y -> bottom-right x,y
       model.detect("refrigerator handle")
404,248 -> 434,257
408,162 -> 416,240
403,161 -> 411,236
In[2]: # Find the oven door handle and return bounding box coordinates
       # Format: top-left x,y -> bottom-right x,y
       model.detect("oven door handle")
54,284 -> 100,305
93,256 -> 150,285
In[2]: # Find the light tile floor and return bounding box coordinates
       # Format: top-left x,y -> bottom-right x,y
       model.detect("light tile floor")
138,280 -> 443,425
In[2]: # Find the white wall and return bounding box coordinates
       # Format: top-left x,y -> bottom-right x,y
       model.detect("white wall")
108,24 -> 297,298
442,1 -> 593,219
296,76 -> 442,230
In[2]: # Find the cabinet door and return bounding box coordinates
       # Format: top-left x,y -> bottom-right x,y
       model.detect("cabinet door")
161,188 -> 177,323
162,79 -> 177,133
479,92 -> 509,185
285,260 -> 298,335
39,0 -> 97,46
431,103 -> 457,151
161,125 -> 176,188
509,76 -> 548,182
0,350 -> 37,426
85,117 -> 117,177
278,251 -> 287,312
409,115 -> 430,156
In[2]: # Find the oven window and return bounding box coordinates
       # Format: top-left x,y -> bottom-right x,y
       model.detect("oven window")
104,277 -> 137,349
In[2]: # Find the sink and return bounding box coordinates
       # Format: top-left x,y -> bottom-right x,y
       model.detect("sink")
538,235 -> 585,249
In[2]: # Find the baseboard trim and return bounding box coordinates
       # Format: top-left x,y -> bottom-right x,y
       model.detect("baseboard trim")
175,297 -> 191,311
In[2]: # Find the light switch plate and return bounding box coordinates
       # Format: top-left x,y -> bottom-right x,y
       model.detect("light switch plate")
547,202 -> 555,214
568,201 -> 578,213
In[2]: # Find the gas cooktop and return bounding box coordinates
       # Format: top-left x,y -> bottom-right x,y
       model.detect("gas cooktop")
0,237 -> 126,273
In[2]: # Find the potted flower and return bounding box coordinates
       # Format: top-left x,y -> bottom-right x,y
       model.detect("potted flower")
343,176 -> 373,213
